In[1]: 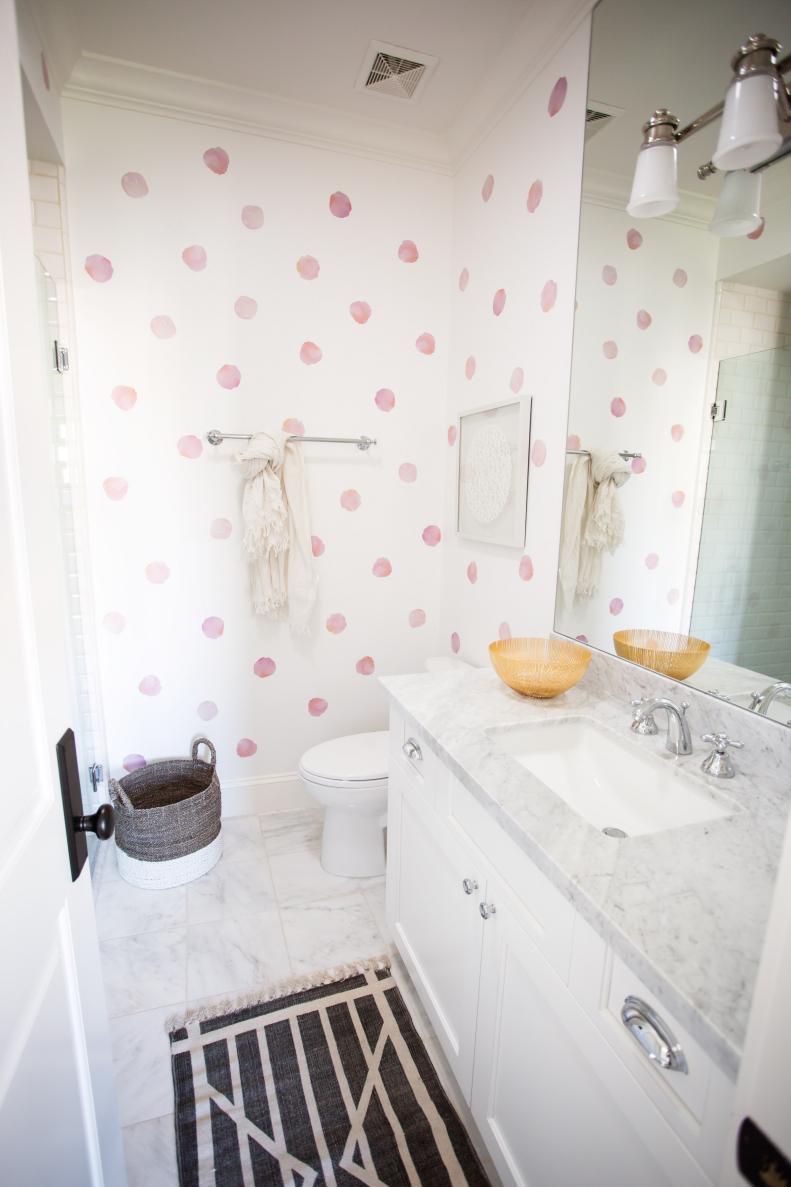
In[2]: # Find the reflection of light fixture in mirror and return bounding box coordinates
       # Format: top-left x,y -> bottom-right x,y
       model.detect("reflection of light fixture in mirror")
712,36 -> 784,171
626,110 -> 679,218
710,170 -> 763,237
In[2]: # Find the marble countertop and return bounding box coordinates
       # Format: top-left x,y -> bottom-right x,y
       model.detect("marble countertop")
380,667 -> 791,1081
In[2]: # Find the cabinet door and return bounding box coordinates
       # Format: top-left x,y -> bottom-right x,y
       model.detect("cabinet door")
388,762 -> 485,1100
472,878 -> 711,1187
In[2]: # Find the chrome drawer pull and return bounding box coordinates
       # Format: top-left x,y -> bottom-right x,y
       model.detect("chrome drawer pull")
479,901 -> 496,920
621,996 -> 688,1074
402,738 -> 423,763
462,877 -> 479,895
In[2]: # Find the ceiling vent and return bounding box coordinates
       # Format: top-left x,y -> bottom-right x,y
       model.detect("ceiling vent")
585,100 -> 624,141
355,41 -> 438,103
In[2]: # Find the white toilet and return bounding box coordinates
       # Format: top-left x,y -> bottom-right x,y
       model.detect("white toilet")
298,730 -> 389,877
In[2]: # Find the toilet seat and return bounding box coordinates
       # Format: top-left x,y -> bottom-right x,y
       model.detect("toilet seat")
299,730 -> 389,788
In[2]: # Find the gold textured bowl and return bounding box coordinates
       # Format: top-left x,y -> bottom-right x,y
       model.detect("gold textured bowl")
612,629 -> 710,680
489,637 -> 592,698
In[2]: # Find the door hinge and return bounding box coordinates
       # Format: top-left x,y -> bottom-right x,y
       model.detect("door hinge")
710,399 -> 727,422
54,340 -> 69,373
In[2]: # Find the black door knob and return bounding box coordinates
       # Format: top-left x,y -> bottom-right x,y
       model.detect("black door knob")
74,802 -> 115,841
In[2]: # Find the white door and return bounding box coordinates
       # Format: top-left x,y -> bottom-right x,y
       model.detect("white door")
0,2 -> 124,1183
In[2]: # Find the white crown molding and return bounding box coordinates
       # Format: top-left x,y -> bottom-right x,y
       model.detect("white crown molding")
582,166 -> 717,229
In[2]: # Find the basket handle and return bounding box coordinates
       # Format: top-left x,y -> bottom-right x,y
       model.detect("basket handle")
191,736 -> 217,770
108,776 -> 133,811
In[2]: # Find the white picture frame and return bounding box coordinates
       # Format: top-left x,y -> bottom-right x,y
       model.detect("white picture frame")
456,397 -> 532,548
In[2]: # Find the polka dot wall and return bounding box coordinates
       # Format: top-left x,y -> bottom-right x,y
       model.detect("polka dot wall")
64,100 -> 451,779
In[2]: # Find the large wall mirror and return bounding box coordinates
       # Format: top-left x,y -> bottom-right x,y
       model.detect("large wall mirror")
555,0 -> 791,723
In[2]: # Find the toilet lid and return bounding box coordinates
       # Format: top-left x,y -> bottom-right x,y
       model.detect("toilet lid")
300,731 -> 389,783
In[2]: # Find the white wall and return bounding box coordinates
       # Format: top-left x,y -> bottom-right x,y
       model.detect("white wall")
63,99 -> 451,782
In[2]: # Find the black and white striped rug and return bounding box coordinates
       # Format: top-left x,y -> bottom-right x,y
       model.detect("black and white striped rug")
170,958 -> 491,1186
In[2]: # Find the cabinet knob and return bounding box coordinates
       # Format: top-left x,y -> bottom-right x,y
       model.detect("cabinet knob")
402,738 -> 423,763
621,995 -> 688,1074
462,877 -> 479,895
479,901 -> 496,920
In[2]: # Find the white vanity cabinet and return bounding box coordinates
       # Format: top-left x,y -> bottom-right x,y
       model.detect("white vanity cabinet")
385,710 -> 734,1187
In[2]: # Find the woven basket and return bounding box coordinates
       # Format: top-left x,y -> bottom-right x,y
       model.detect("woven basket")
109,737 -> 222,889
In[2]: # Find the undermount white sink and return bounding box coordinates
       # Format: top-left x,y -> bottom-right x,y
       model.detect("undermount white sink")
489,717 -> 735,837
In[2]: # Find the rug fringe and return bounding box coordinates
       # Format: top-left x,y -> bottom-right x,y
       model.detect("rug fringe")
167,953 -> 393,1033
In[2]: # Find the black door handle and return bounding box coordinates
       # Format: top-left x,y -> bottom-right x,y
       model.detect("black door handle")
74,803 -> 115,841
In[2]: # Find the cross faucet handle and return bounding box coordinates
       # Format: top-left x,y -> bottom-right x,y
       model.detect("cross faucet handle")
701,733 -> 743,779
701,732 -> 744,753
630,697 -> 659,735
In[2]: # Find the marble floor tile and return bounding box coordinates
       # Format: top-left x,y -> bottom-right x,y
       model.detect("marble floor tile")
269,845 -> 378,907
186,910 -> 291,1001
101,929 -> 187,1019
280,891 -> 385,975
123,1113 -> 178,1187
186,856 -> 277,925
258,808 -> 322,856
96,879 -> 187,941
219,816 -> 267,864
361,880 -> 391,944
111,1004 -> 179,1127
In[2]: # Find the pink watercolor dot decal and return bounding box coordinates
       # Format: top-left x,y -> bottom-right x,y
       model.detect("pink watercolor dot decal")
510,367 -> 524,394
531,439 -> 547,467
311,535 -> 325,557
672,490 -> 685,508
458,268 -> 469,292
603,340 -> 618,359
350,301 -> 372,325
103,476 -> 128,501
652,368 -> 667,386
103,611 -> 125,633
567,434 -> 581,451
609,598 -> 624,616
450,632 -> 460,654
178,435 -> 203,459
519,555 -> 534,581
329,191 -> 351,218
123,754 -> 147,772
398,240 -> 419,263
241,205 -> 263,229
673,268 -> 687,288
282,418 -> 305,436
575,634 -> 589,644
145,561 -> 170,584
85,255 -> 113,283
202,616 -> 224,639
499,622 -> 511,640
645,553 -> 659,569
548,76 -> 568,116
399,462 -> 417,483
667,588 -> 680,606
626,228 -> 643,250
467,561 -> 478,584
688,334 -> 703,353
300,341 -> 323,365
203,147 -> 229,174
236,738 -> 257,758
631,456 -> 646,474
527,179 -> 543,213
747,218 -> 765,240
296,255 -> 320,280
121,172 -> 148,198
409,609 -> 426,628
253,657 -> 276,678
602,265 -> 617,286
481,174 -> 494,202
326,613 -> 347,635
308,698 -> 328,717
139,674 -> 161,696
610,398 -> 626,418
216,364 -> 241,389
234,295 -> 257,319
636,309 -> 652,330
372,557 -> 392,578
150,315 -> 176,339
493,289 -> 506,317
540,280 -> 557,312
111,385 -> 137,411
375,388 -> 395,412
671,424 -> 684,442
210,518 -> 232,539
422,525 -> 441,547
340,489 -> 360,511
448,425 -> 458,446
416,332 -> 435,355
198,701 -> 218,720
356,656 -> 375,676
465,356 -> 476,380
182,244 -> 207,271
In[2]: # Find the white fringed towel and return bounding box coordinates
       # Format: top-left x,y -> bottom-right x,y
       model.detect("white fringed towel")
577,450 -> 631,598
558,454 -> 591,607
237,431 -> 317,634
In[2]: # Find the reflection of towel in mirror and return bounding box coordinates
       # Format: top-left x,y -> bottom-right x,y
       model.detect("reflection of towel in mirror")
577,450 -> 631,598
558,455 -> 592,606
238,431 -> 318,634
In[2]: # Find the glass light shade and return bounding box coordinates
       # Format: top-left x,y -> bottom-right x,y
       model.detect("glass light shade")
710,169 -> 763,237
712,73 -> 783,171
626,143 -> 679,218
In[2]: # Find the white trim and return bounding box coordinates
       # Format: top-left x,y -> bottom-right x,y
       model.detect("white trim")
221,770 -> 314,818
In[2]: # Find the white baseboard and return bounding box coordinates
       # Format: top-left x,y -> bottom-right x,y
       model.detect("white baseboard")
220,771 -> 316,818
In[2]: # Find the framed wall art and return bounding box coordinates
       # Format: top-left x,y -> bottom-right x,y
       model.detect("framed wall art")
456,397 -> 532,548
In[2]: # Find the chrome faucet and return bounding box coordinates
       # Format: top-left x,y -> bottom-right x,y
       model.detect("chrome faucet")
631,697 -> 693,756
751,681 -> 791,716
